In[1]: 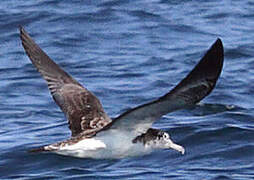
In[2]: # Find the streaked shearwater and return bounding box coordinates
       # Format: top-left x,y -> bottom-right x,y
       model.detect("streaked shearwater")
20,27 -> 223,159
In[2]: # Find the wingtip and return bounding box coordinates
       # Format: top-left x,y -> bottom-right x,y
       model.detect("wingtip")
19,26 -> 26,42
205,38 -> 224,66
214,38 -> 223,51
202,38 -> 224,73
216,37 -> 222,43
19,25 -> 25,35
19,26 -> 31,42
19,25 -> 23,31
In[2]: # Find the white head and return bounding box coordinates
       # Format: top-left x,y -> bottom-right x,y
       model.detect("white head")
154,131 -> 185,154
132,129 -> 185,154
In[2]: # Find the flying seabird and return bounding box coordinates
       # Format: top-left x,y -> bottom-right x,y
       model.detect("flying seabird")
20,27 -> 223,159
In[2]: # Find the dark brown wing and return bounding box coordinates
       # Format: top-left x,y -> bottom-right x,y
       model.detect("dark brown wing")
111,39 -> 224,136
20,27 -> 112,137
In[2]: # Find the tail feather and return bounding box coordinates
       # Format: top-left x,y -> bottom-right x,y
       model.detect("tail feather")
29,145 -> 57,153
29,146 -> 47,153
29,143 -> 61,153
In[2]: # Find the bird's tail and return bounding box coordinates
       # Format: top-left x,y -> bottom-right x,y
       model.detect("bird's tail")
29,146 -> 47,153
28,145 -> 56,153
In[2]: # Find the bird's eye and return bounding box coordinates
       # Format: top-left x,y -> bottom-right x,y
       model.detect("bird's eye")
163,133 -> 168,139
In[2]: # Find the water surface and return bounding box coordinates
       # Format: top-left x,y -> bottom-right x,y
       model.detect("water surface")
0,0 -> 254,179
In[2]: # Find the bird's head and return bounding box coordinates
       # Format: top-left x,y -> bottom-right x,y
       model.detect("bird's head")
133,129 -> 185,154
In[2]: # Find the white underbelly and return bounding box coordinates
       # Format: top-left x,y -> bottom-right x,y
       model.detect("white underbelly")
55,138 -> 107,158
53,130 -> 152,159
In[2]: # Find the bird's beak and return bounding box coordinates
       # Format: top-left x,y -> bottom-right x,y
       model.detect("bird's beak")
167,139 -> 185,155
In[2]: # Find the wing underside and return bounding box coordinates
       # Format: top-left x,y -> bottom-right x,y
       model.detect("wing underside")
111,39 -> 224,135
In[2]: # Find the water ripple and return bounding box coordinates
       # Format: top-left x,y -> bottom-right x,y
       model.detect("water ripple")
0,0 -> 254,179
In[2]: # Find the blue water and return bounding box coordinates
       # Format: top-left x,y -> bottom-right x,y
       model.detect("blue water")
0,0 -> 254,179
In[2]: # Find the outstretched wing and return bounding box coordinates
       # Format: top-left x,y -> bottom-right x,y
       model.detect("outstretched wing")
111,39 -> 224,136
20,27 -> 112,137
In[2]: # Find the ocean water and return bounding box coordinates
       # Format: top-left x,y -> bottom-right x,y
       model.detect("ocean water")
0,0 -> 254,179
